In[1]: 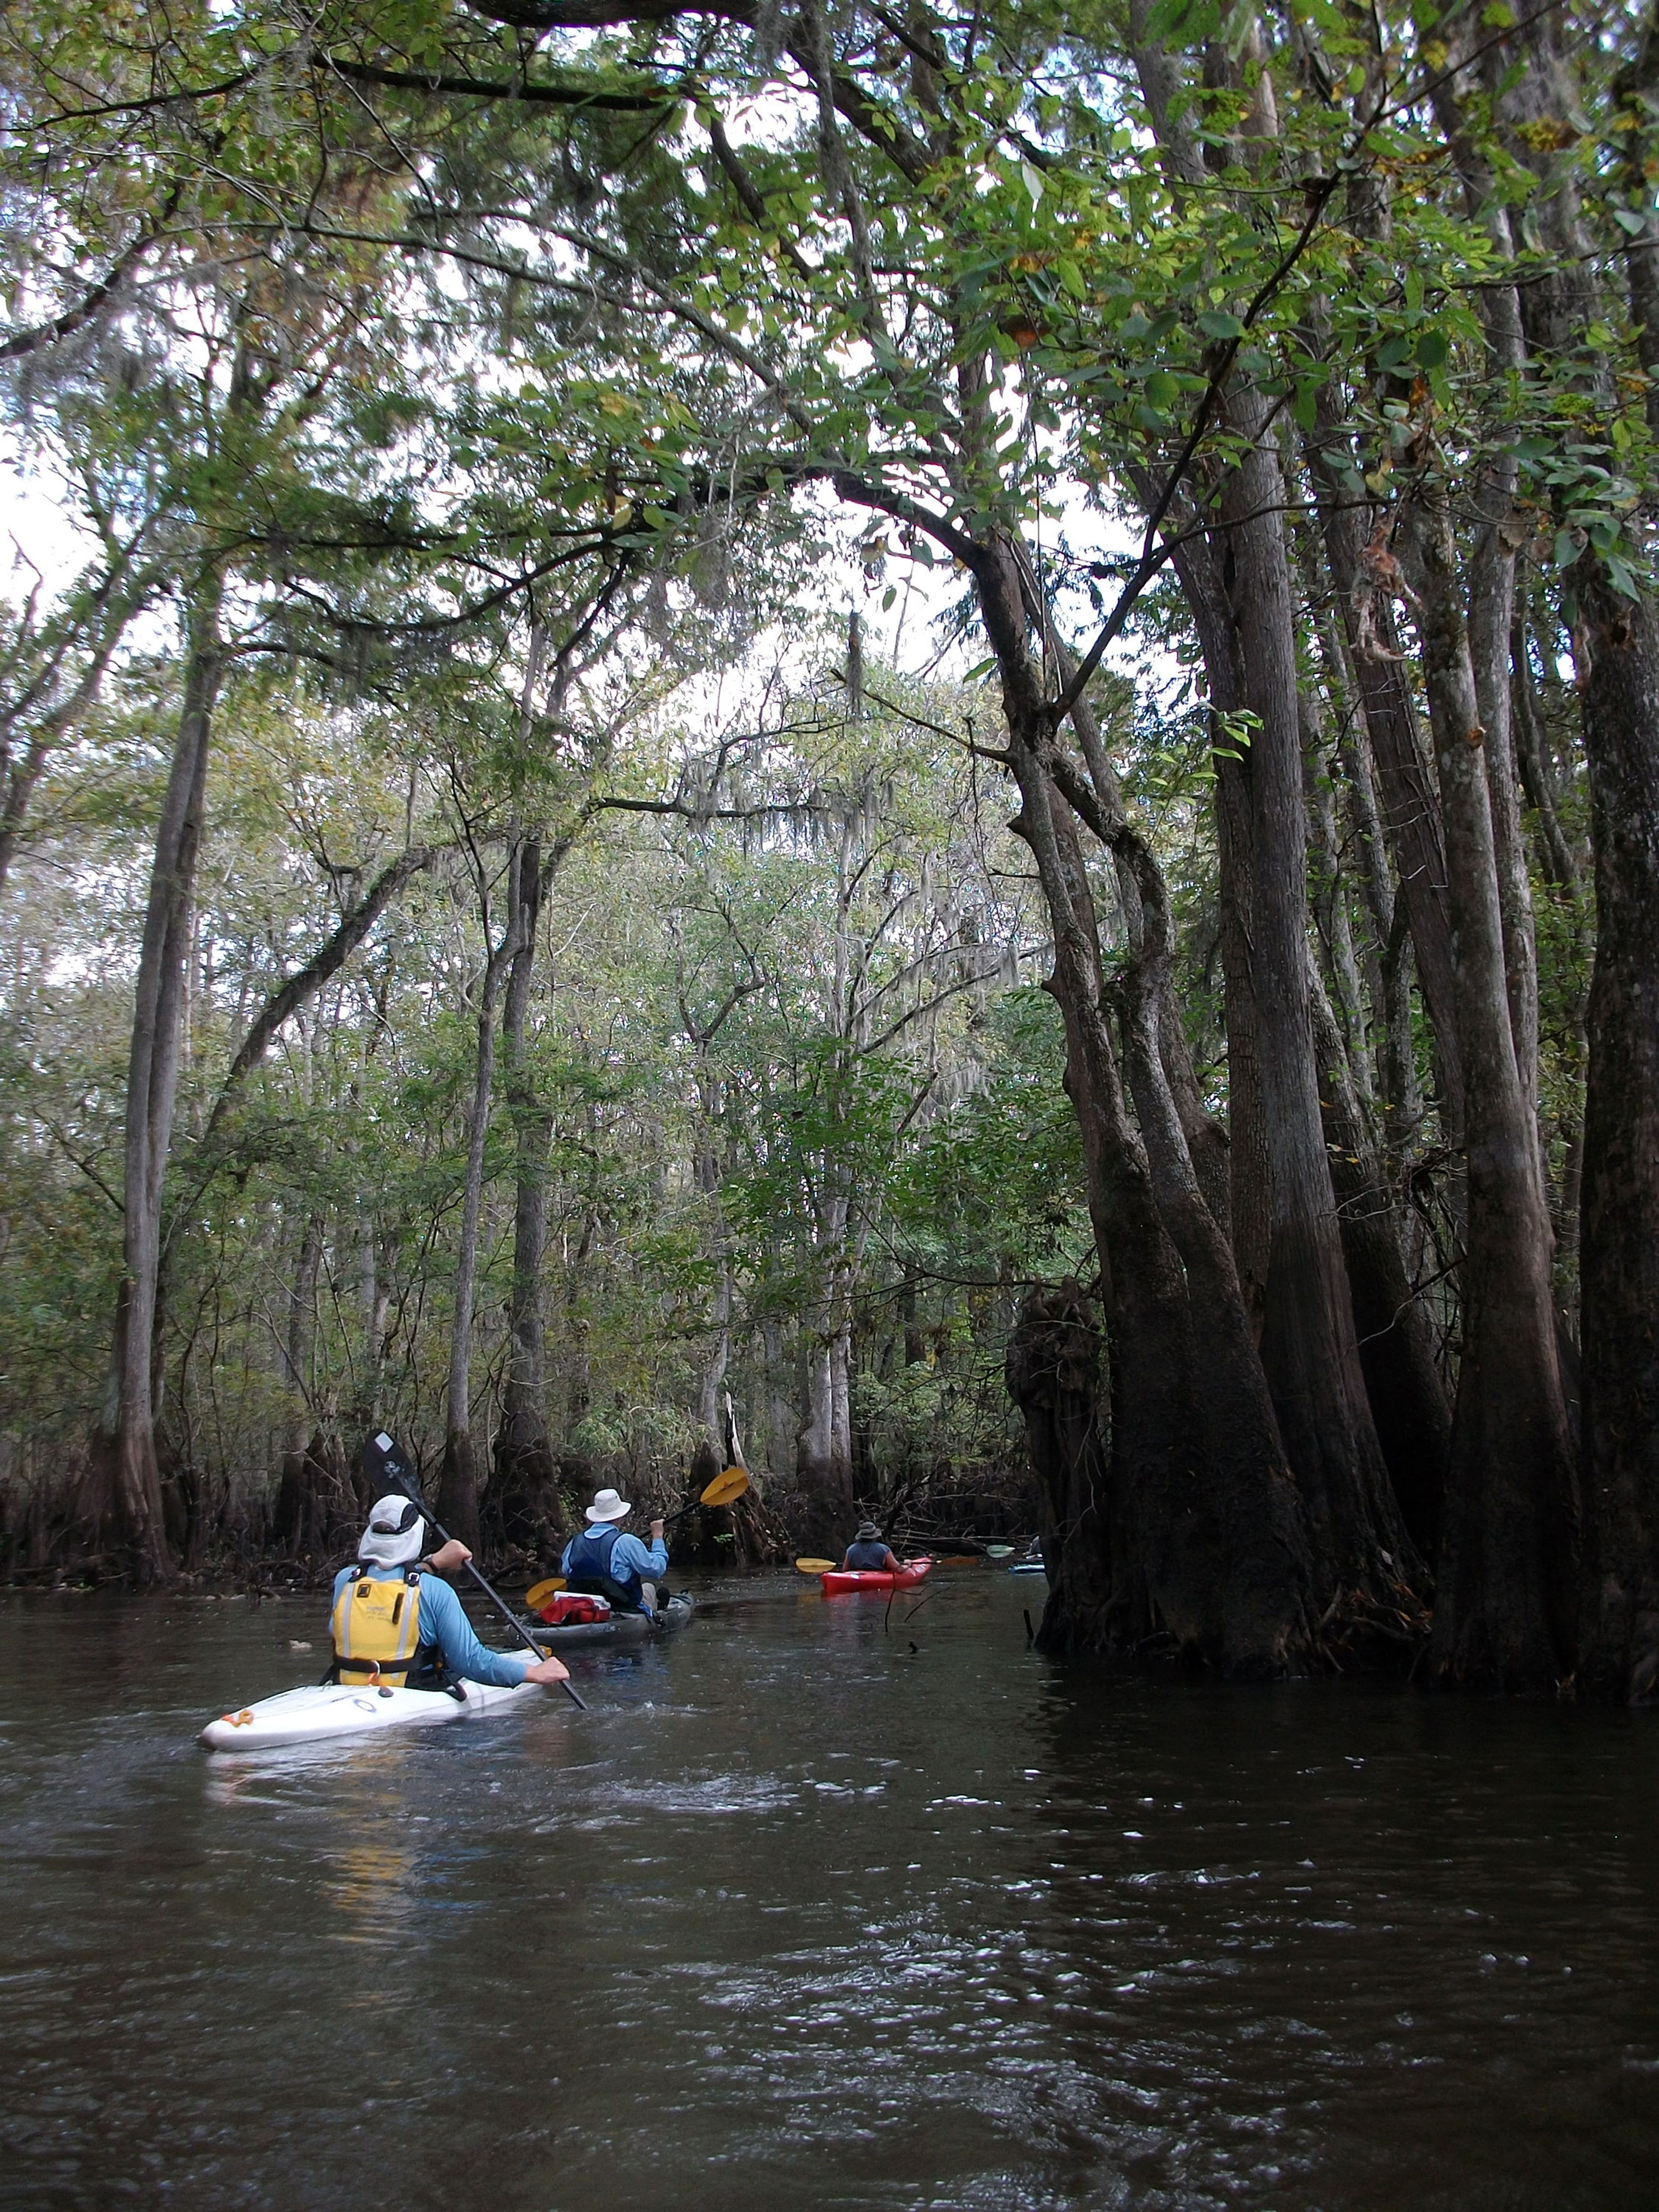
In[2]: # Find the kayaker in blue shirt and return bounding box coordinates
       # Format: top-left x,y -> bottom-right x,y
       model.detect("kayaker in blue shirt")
331,1494 -> 570,1691
561,1487 -> 669,1616
842,1520 -> 902,1573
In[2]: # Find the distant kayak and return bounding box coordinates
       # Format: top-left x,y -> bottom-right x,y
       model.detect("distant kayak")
1008,1559 -> 1047,1576
527,1590 -> 696,1650
820,1558 -> 933,1595
200,1674 -> 542,1752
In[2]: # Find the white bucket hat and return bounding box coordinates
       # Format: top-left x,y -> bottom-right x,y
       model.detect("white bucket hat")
585,1487 -> 632,1524
359,1493 -> 426,1567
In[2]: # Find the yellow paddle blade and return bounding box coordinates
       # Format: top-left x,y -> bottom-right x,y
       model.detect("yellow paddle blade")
524,1577 -> 566,1609
795,1557 -> 835,1574
700,1465 -> 751,1508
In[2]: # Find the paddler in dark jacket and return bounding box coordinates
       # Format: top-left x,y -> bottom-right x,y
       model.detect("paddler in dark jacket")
841,1521 -> 903,1573
331,1495 -> 571,1691
561,1487 -> 669,1616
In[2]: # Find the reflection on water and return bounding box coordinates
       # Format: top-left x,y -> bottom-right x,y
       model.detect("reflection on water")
2,1576 -> 1658,2210
327,1839 -> 418,1952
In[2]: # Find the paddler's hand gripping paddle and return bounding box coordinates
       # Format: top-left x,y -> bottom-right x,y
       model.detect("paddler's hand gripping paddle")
362,1432 -> 587,1711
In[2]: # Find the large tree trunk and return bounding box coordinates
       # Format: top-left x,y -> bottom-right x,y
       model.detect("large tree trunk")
1006,1284 -> 1114,1653
1576,565 -> 1659,1698
1161,530 -> 1272,1333
1306,407 -> 1467,1138
1308,965 -> 1452,1559
86,577 -> 223,1583
980,539 -> 1317,1672
1408,493 -> 1580,1689
1213,743 -> 1271,1338
1220,396 -> 1413,1593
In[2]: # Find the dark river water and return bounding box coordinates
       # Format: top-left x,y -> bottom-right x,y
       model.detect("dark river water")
3,1568 -> 1658,2211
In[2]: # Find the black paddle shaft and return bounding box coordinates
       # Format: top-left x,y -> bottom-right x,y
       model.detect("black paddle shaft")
362,1433 -> 587,1712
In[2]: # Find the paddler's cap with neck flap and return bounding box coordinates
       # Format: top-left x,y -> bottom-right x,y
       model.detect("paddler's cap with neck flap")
359,1494 -> 426,1568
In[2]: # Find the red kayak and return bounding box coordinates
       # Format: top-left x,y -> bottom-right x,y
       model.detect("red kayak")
820,1557 -> 933,1595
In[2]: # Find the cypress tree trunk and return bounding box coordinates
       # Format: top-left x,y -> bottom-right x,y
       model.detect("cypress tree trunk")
1213,744 -> 1271,1338
86,575 -> 223,1583
1409,494 -> 1579,1688
980,539 -> 1317,1671
1006,1284 -> 1114,1654
1220,394 -> 1413,1592
1308,965 -> 1452,1559
1306,410 -> 1466,1136
1576,565 -> 1659,1698
1162,531 -> 1271,1332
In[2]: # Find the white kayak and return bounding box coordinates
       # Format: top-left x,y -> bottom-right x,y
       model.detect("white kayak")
200,1674 -> 542,1752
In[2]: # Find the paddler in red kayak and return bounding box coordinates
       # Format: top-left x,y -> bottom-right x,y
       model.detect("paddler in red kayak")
841,1520 -> 903,1574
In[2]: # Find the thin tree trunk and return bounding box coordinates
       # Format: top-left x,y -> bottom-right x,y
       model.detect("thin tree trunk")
796,1324 -> 851,1545
829,1307 -> 852,1489
693,1065 -> 733,1443
284,1209 -> 323,1415
1303,697 -> 1369,1078
147,844 -> 435,1382
562,1198 -> 596,1441
492,838 -> 565,1552
762,1314 -> 794,1480
1511,610 -> 1580,893
439,849 -> 521,1554
0,549 -> 155,897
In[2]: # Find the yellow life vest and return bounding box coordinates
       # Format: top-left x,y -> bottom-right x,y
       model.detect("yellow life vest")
330,1568 -> 434,1687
